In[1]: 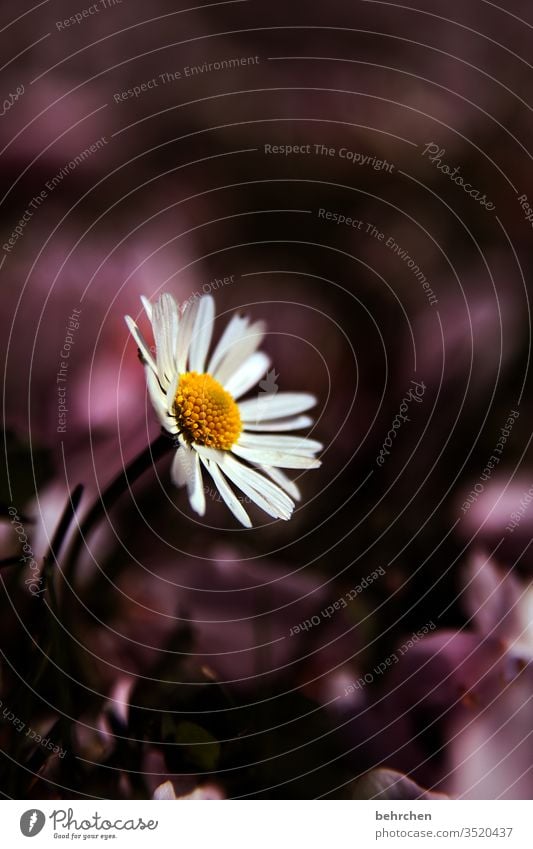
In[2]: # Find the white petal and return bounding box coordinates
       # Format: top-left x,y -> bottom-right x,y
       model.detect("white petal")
208,314 -> 260,377
191,443 -> 224,463
146,367 -> 166,417
239,392 -> 317,422
212,320 -> 266,385
258,465 -> 301,501
176,298 -> 199,373
171,447 -> 191,488
224,351 -> 271,399
200,456 -> 252,528
140,295 -> 153,321
165,369 -> 180,415
188,295 -> 215,373
125,315 -> 158,376
232,444 -> 321,469
243,415 -> 314,432
221,454 -> 294,520
188,451 -> 206,516
152,294 -> 179,383
146,367 -> 178,433
238,433 -> 323,455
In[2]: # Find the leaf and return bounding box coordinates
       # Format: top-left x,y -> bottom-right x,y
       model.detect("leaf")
351,768 -> 448,800
174,721 -> 221,771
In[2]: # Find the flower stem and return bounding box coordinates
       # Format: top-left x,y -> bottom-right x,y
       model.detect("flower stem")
63,432 -> 174,586
42,484 -> 84,600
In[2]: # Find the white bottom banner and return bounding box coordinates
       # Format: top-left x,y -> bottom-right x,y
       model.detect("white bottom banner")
1,800 -> 532,848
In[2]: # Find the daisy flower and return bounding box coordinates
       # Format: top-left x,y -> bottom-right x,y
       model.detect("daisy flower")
125,293 -> 322,527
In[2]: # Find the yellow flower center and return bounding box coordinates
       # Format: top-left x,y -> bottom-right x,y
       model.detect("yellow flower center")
174,371 -> 242,449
